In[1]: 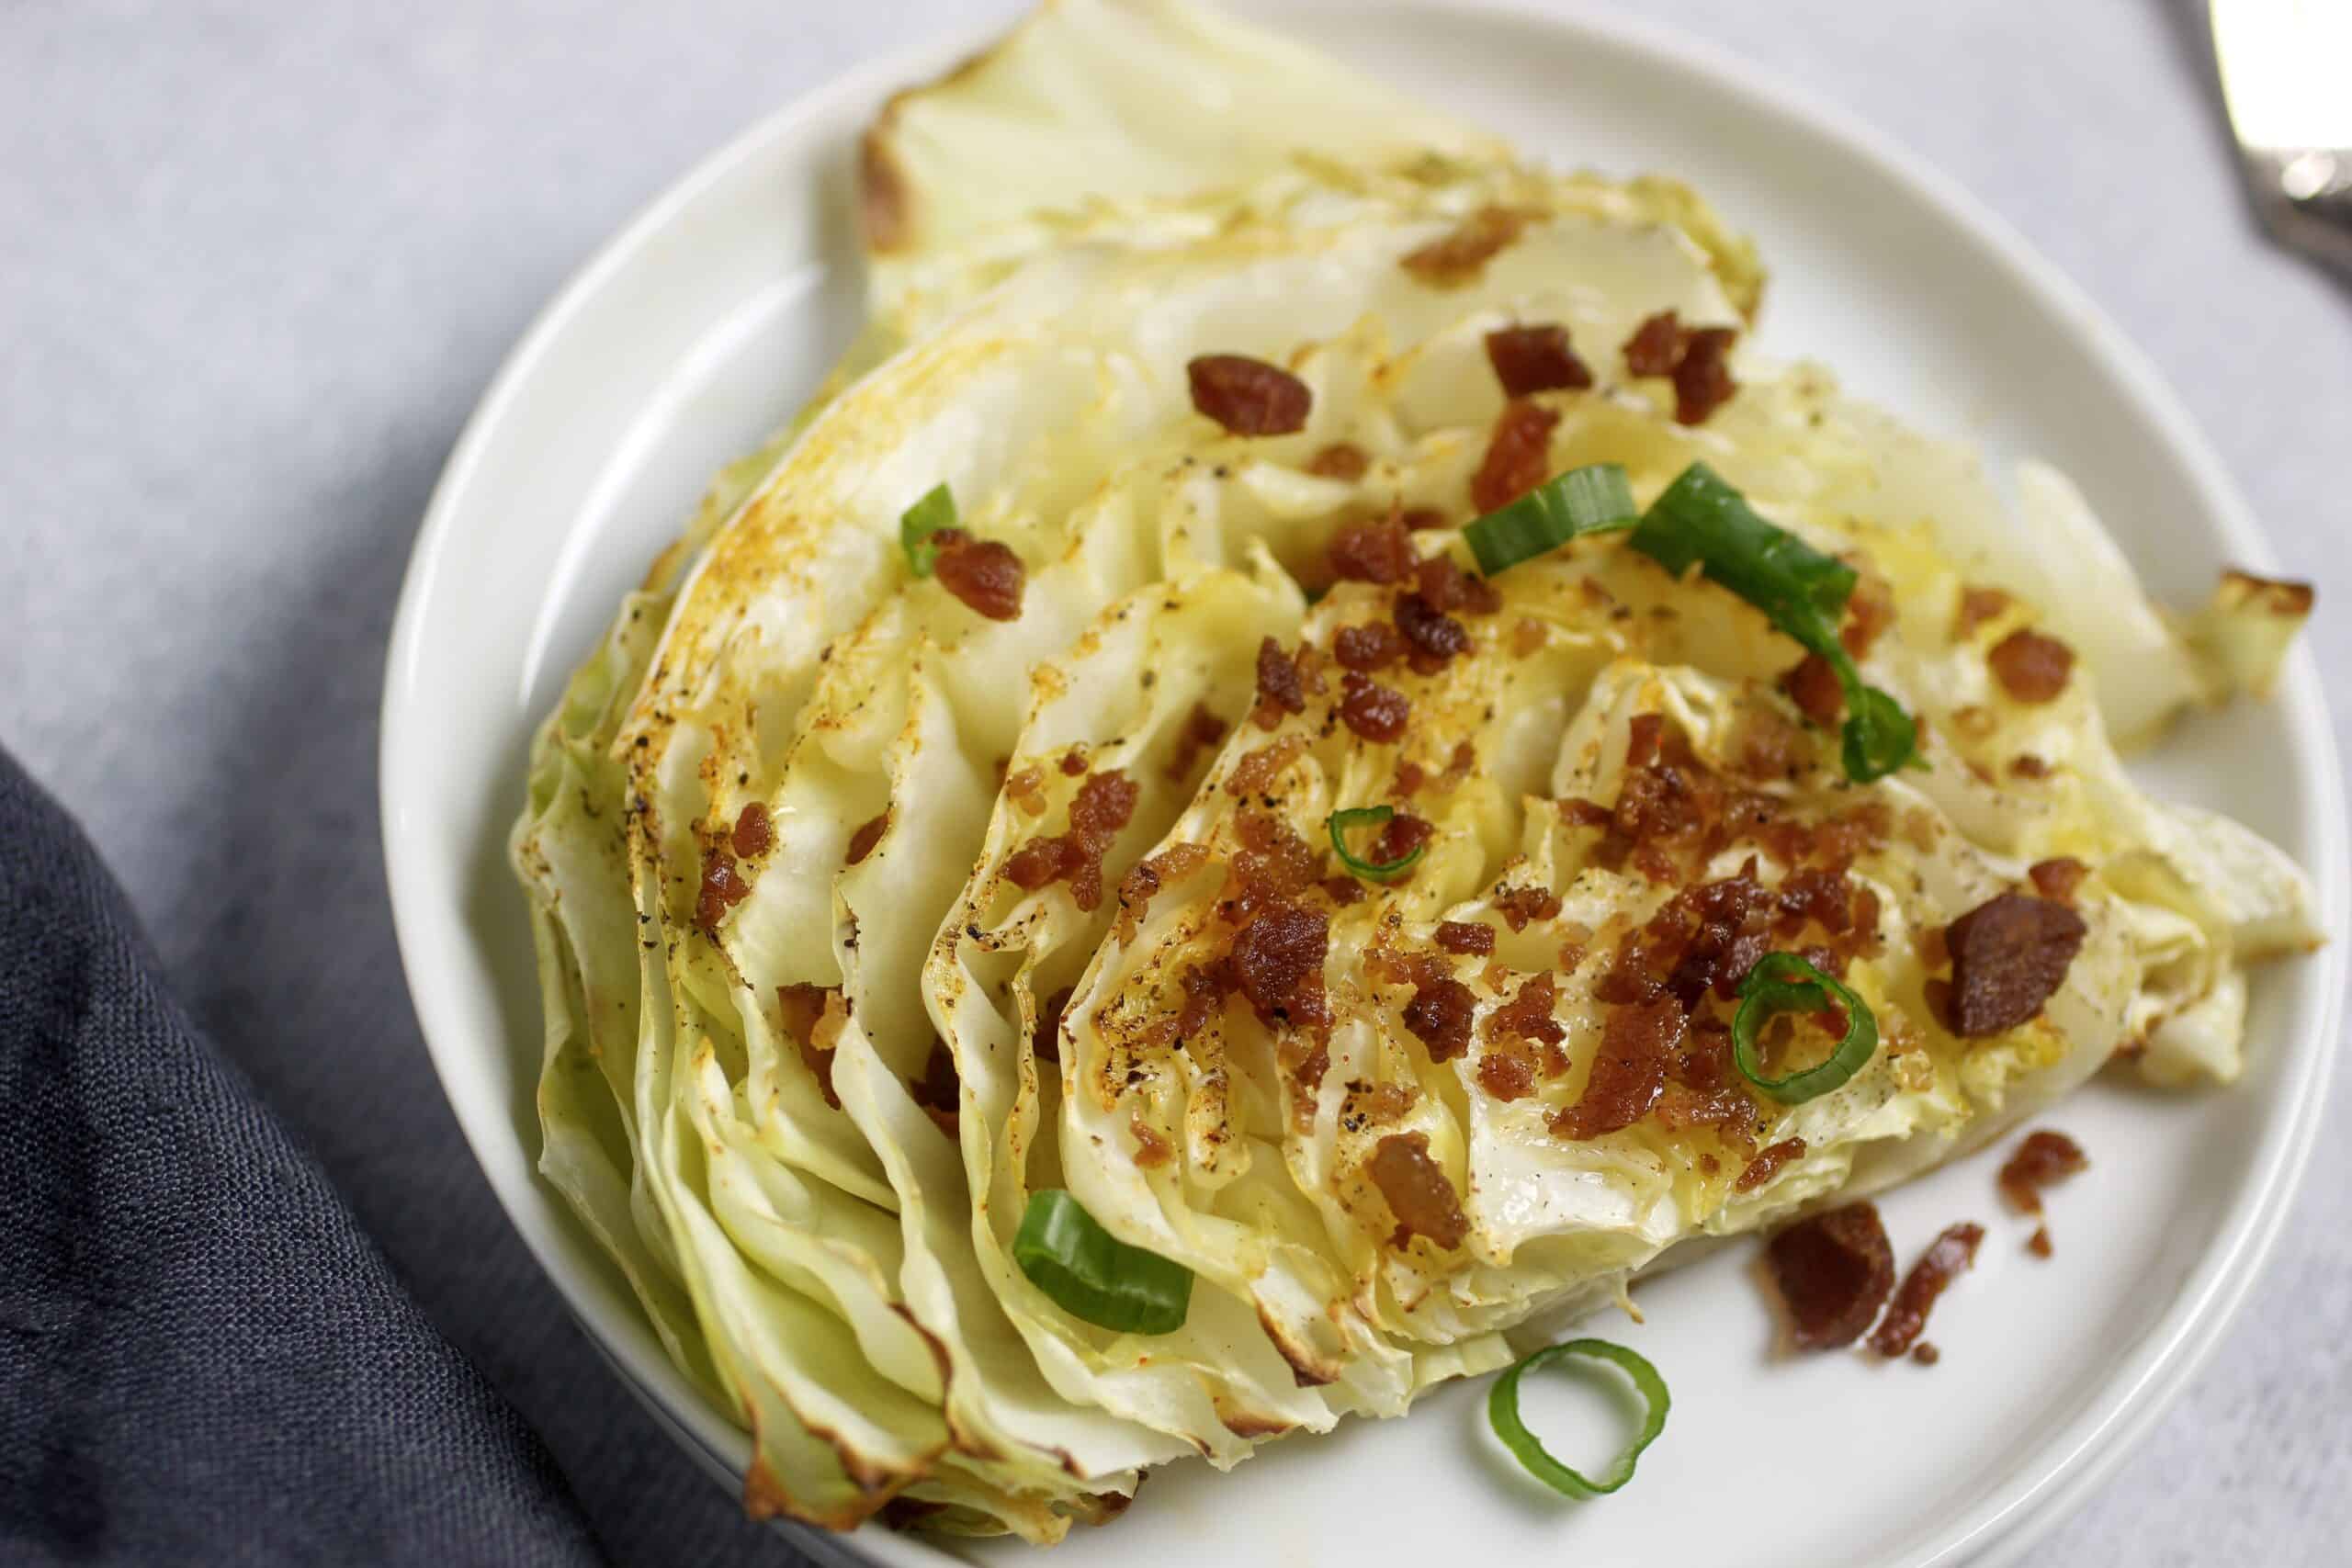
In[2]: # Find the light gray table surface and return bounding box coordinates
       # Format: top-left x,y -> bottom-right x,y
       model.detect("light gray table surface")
6,1 -> 2347,1562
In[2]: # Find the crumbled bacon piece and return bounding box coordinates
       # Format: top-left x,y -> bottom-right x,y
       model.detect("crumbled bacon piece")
1414,552 -> 1501,615
696,844 -> 751,933
1187,354 -> 1310,435
845,809 -> 889,867
2028,857 -> 2087,902
1484,322 -> 1593,397
2027,1226 -> 2053,1258
1400,507 -> 1451,533
1469,399 -> 1561,514
1765,1201 -> 1895,1350
1001,770 -> 1140,911
1492,885 -> 1563,931
1395,592 -> 1471,672
1952,586 -> 2012,639
909,1036 -> 962,1136
1434,920 -> 1495,956
1224,809 -> 1320,928
1308,442 -> 1369,481
1333,621 -> 1406,672
1869,1222 -> 1984,1358
1913,1343 -> 1942,1365
1623,310 -> 1686,377
778,982 -> 845,1110
1398,205 -> 1527,288
1782,652 -> 1845,728
1392,760 -> 1427,798
1403,970 -> 1477,1064
1227,900 -> 1330,1030
1487,971 -> 1565,1046
1626,712 -> 1665,770
1942,892 -> 2086,1035
1254,636 -> 1307,726
1368,1132 -> 1469,1250
1329,517 -> 1419,585
931,530 -> 1025,620
1735,1136 -> 1807,1193
731,803 -> 772,859
1338,671 -> 1410,743
1226,736 -> 1306,797
1997,1129 -> 2087,1215
1840,574 -> 1895,659
1130,1115 -> 1172,1168
1166,702 -> 1229,781
1987,628 -> 2075,704
1374,812 -> 1434,868
1059,749 -> 1089,778
1550,995 -> 1681,1141
1476,1042 -> 1537,1101
1672,326 -> 1739,424
1322,874 -> 1366,907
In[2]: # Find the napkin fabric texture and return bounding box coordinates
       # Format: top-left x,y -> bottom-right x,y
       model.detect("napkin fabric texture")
0,744 -> 602,1567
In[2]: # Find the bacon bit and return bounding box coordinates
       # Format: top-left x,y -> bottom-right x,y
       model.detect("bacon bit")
2009,754 -> 2052,780
1487,971 -> 1566,1046
1034,986 -> 1073,1065
1733,702 -> 1808,784
1484,322 -> 1593,397
1187,354 -> 1311,435
909,1036 -> 962,1137
1226,735 -> 1306,797
1398,205 -> 1528,288
1393,760 -> 1428,798
1492,884 -> 1563,931
1403,969 -> 1477,1063
1338,671 -> 1411,743
1510,617 -> 1548,658
1307,442 -> 1369,481
1551,995 -> 1681,1141
1329,517 -> 1419,584
1435,920 -> 1495,956
1943,892 -> 2086,1035
1414,552 -> 1501,615
2027,1226 -> 2053,1259
1476,1042 -> 1538,1101
1005,766 -> 1049,818
1469,399 -> 1561,514
1987,628 -> 2075,704
1622,311 -> 1684,376
1334,621 -> 1406,672
1443,739 -> 1478,787
1559,797 -> 1612,829
1625,712 -> 1665,770
730,803 -> 773,859
1165,702 -> 1230,782
1839,573 -> 1895,659
2028,857 -> 2088,902
1227,901 -> 1330,1031
1952,586 -> 2012,639
1321,874 -> 1366,906
778,983 -> 845,1110
1225,809 -> 1320,927
1401,506 -> 1452,533
1782,652 -> 1846,727
1131,1115 -> 1173,1168
1001,771 -> 1141,911
1912,1342 -> 1941,1365
845,809 -> 890,866
1998,1129 -> 2087,1215
931,530 -> 1026,620
1059,749 -> 1089,778
1735,1136 -> 1807,1193
695,845 -> 751,932
1395,592 -> 1471,672
1672,326 -> 1739,425
1765,1201 -> 1896,1350
1374,812 -> 1435,868
1253,636 -> 1307,728
1368,1133 -> 1469,1250
1870,1222 -> 1984,1358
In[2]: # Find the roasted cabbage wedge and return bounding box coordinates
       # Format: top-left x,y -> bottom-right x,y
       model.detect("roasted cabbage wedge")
511,0 -> 2316,1540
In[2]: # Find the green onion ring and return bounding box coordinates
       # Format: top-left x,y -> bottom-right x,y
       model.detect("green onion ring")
899,482 -> 957,577
1012,1190 -> 1193,1336
1730,952 -> 1879,1102
1487,1337 -> 1671,1498
1327,805 -> 1424,883
1464,462 -> 1639,576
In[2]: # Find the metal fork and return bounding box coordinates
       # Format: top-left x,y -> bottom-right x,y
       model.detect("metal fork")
2211,0 -> 2352,274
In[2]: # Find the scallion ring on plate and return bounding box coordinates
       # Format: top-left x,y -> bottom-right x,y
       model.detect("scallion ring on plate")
1012,1190 -> 1193,1336
1729,952 -> 1879,1102
899,482 -> 958,577
1327,804 -> 1424,883
1487,1337 -> 1671,1499
1463,462 -> 1639,575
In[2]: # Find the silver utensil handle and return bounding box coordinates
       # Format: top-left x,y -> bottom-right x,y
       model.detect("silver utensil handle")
2245,148 -> 2352,274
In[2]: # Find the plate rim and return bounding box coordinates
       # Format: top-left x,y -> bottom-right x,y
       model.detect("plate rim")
379,3 -> 2348,1564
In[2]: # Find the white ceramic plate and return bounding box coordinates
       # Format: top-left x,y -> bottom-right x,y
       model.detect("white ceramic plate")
380,4 -> 2347,1564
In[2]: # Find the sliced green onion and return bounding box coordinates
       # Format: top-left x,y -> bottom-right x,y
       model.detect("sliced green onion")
1464,462 -> 1639,575
1729,952 -> 1879,1102
1487,1338 -> 1671,1499
1327,805 -> 1423,883
1013,1190 -> 1192,1335
1628,462 -> 1919,782
899,482 -> 957,577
